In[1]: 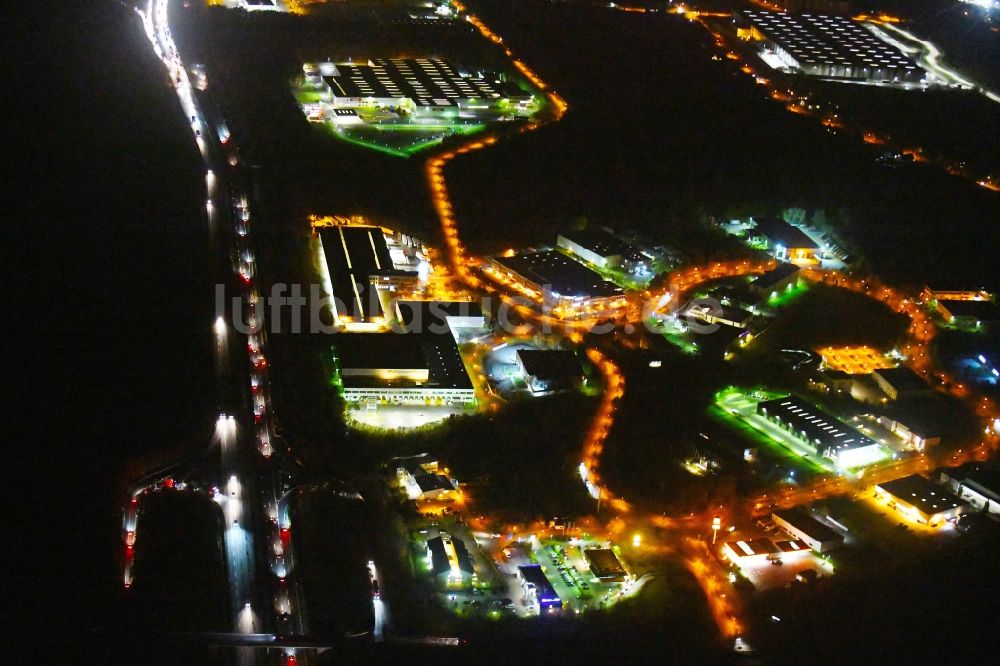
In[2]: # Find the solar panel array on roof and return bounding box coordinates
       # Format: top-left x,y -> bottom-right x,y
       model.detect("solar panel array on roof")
324,58 -> 505,107
742,11 -> 918,75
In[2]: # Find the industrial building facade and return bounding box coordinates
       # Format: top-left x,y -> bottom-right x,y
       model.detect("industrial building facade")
875,474 -> 968,525
315,222 -> 421,330
756,396 -> 882,467
314,58 -> 532,114
772,508 -> 844,553
490,250 -> 626,318
556,228 -> 650,273
737,11 -> 922,83
332,330 -> 476,405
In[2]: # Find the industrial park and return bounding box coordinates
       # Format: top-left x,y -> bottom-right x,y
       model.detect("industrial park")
14,0 -> 1000,663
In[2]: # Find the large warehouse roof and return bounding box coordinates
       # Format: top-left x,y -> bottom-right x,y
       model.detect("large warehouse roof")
395,300 -> 484,331
318,225 -> 402,321
493,250 -> 624,299
774,507 -> 841,544
324,57 -> 507,107
757,395 -> 876,455
877,474 -> 968,517
516,349 -> 584,382
742,11 -> 916,72
558,228 -> 644,262
753,218 -> 819,250
333,332 -> 473,390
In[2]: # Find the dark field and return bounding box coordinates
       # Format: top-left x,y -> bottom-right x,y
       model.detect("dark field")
444,1 -> 999,289
10,0 -> 216,658
127,490 -> 229,631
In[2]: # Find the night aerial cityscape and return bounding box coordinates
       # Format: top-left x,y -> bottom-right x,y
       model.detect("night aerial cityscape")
10,0 -> 1000,663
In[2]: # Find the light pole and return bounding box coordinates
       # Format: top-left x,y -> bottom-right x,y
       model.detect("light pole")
712,515 -> 721,545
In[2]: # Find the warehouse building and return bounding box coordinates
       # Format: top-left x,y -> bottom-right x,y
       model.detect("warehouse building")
750,262 -> 801,299
557,228 -> 650,273
240,0 -> 280,11
875,474 -> 968,525
722,538 -> 780,565
872,367 -> 932,400
941,466 -> 1000,516
749,218 -> 820,263
515,349 -> 585,394
876,412 -> 941,451
682,300 -> 754,329
490,250 -> 626,317
332,331 -> 475,405
318,57 -> 531,114
756,396 -> 882,467
395,455 -> 462,502
584,548 -> 629,582
934,299 -> 1000,329
921,286 -> 993,303
772,507 -> 844,553
316,224 -> 419,330
737,11 -> 922,83
394,300 -> 486,336
427,533 -> 475,585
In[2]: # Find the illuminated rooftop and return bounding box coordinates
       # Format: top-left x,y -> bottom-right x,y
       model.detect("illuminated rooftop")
818,346 -> 894,375
741,11 -> 916,71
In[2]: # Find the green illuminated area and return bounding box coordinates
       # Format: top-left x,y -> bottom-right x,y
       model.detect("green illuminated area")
297,70 -> 543,157
328,121 -> 488,158
410,520 -> 635,618
766,280 -> 809,308
712,388 -> 892,476
556,248 -> 663,291
647,318 -> 701,355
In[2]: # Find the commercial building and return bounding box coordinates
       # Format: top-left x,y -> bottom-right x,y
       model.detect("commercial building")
756,396 -> 882,467
750,262 -> 801,300
750,218 -> 820,263
394,300 -> 486,336
772,507 -> 844,553
240,0 -> 280,11
518,564 -> 561,613
316,223 -> 420,329
934,299 -> 1000,328
876,412 -> 941,451
722,538 -> 779,564
427,533 -> 475,585
332,332 -> 475,405
818,369 -> 858,395
875,474 -> 968,525
395,455 -> 461,502
557,228 -> 650,273
818,345 -> 893,375
941,466 -> 1000,516
921,286 -> 993,303
682,301 -> 754,329
490,250 -> 626,317
872,367 -> 931,400
317,58 -> 531,114
515,349 -> 585,394
584,549 -> 629,582
737,11 -> 922,83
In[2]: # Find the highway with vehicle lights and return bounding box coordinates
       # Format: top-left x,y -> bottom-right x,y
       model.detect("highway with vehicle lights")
133,1 -> 308,662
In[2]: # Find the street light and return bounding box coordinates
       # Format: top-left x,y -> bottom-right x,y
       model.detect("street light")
712,516 -> 721,544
